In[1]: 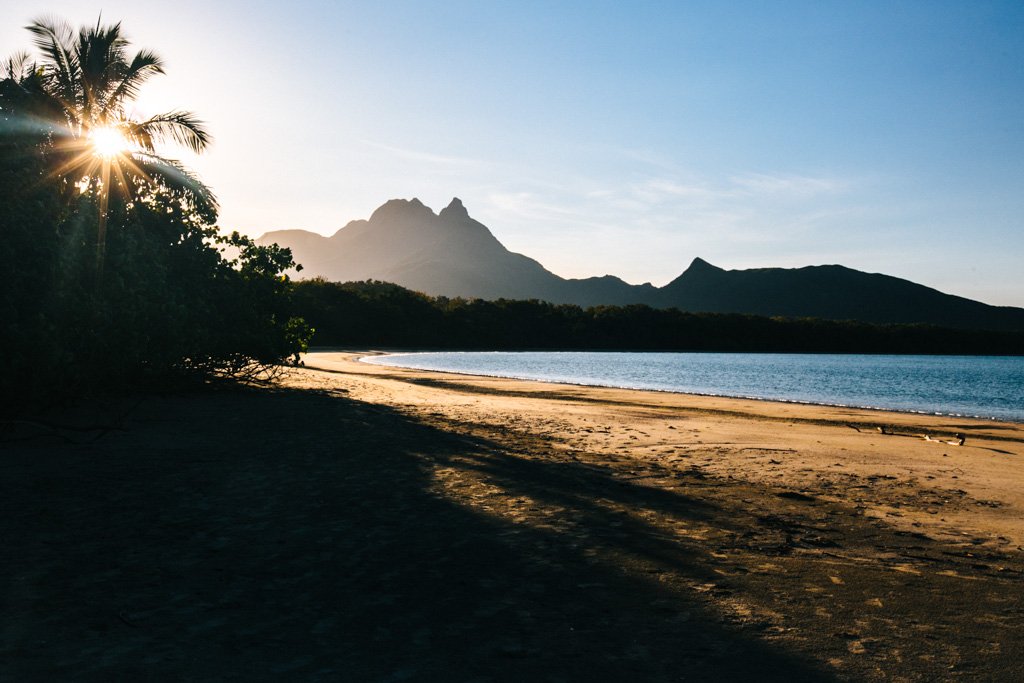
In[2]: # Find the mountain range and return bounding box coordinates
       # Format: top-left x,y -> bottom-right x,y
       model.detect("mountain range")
258,197 -> 1024,331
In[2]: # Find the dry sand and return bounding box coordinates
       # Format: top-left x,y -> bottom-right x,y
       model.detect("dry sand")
3,350 -> 1023,681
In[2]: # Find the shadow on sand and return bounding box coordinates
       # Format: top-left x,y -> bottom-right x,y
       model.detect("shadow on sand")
2,386 -> 834,681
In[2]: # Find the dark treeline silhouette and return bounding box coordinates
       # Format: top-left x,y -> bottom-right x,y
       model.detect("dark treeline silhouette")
294,279 -> 1024,355
1,18 -> 309,410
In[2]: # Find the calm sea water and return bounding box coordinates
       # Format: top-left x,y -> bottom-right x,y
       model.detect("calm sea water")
363,352 -> 1024,422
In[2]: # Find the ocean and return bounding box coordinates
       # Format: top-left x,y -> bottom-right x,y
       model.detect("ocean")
362,351 -> 1024,422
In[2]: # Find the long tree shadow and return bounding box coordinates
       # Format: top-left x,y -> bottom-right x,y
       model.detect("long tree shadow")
2,386 -> 835,681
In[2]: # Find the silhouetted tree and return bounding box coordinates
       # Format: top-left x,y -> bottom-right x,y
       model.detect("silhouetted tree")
15,17 -> 216,270
1,17 -> 310,410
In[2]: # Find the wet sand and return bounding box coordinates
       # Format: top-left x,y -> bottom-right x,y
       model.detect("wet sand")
3,350 -> 1023,681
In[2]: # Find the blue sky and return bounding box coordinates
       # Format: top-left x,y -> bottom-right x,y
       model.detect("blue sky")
4,1 -> 1023,304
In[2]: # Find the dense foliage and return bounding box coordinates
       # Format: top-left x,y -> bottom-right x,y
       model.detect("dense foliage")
1,18 -> 310,410
293,279 -> 1024,355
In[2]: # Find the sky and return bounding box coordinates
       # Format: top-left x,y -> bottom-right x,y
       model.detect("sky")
3,1 -> 1023,304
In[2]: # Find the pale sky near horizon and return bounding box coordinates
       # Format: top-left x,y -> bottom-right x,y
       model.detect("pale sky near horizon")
3,1 -> 1023,305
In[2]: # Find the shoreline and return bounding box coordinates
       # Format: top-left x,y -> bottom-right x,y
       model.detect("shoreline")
301,351 -> 1024,536
5,351 -> 1024,680
357,349 -> 1022,425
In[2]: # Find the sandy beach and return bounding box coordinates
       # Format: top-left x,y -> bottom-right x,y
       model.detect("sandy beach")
3,351 -> 1023,681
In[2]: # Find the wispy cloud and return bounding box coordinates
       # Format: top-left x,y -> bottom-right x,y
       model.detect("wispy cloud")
465,167 -> 866,285
487,190 -> 624,232
481,170 -> 853,236
359,139 -> 484,168
635,178 -> 719,201
628,172 -> 845,207
729,173 -> 845,197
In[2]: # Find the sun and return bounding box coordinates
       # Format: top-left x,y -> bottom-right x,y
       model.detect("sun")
89,126 -> 131,158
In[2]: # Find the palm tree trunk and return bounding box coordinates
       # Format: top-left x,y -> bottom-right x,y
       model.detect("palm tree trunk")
95,158 -> 110,278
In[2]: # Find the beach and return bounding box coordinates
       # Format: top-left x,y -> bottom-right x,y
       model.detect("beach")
3,351 -> 1023,680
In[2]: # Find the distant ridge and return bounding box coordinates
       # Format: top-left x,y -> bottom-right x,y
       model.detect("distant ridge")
258,198 -> 1024,331
657,259 -> 1024,331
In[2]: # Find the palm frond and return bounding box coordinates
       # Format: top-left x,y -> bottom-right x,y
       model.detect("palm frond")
130,150 -> 219,214
76,21 -> 131,123
26,17 -> 81,119
3,52 -> 34,81
127,110 -> 212,154
102,49 -> 164,118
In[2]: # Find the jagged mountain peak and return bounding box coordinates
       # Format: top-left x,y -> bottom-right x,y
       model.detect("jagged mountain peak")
685,257 -> 723,273
369,197 -> 435,223
439,196 -> 469,220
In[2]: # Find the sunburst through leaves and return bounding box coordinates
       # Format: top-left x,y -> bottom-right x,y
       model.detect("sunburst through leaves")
88,125 -> 131,158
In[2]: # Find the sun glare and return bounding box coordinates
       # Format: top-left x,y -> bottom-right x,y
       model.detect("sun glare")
89,126 -> 130,158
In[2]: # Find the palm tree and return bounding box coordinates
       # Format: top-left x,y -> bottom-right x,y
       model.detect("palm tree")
5,16 -> 217,272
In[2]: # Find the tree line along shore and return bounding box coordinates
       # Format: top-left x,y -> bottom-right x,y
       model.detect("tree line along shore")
291,279 -> 1024,356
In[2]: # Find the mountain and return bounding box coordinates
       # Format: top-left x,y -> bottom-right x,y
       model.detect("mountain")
659,258 -> 1024,331
258,198 -> 1024,331
259,197 -> 655,306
